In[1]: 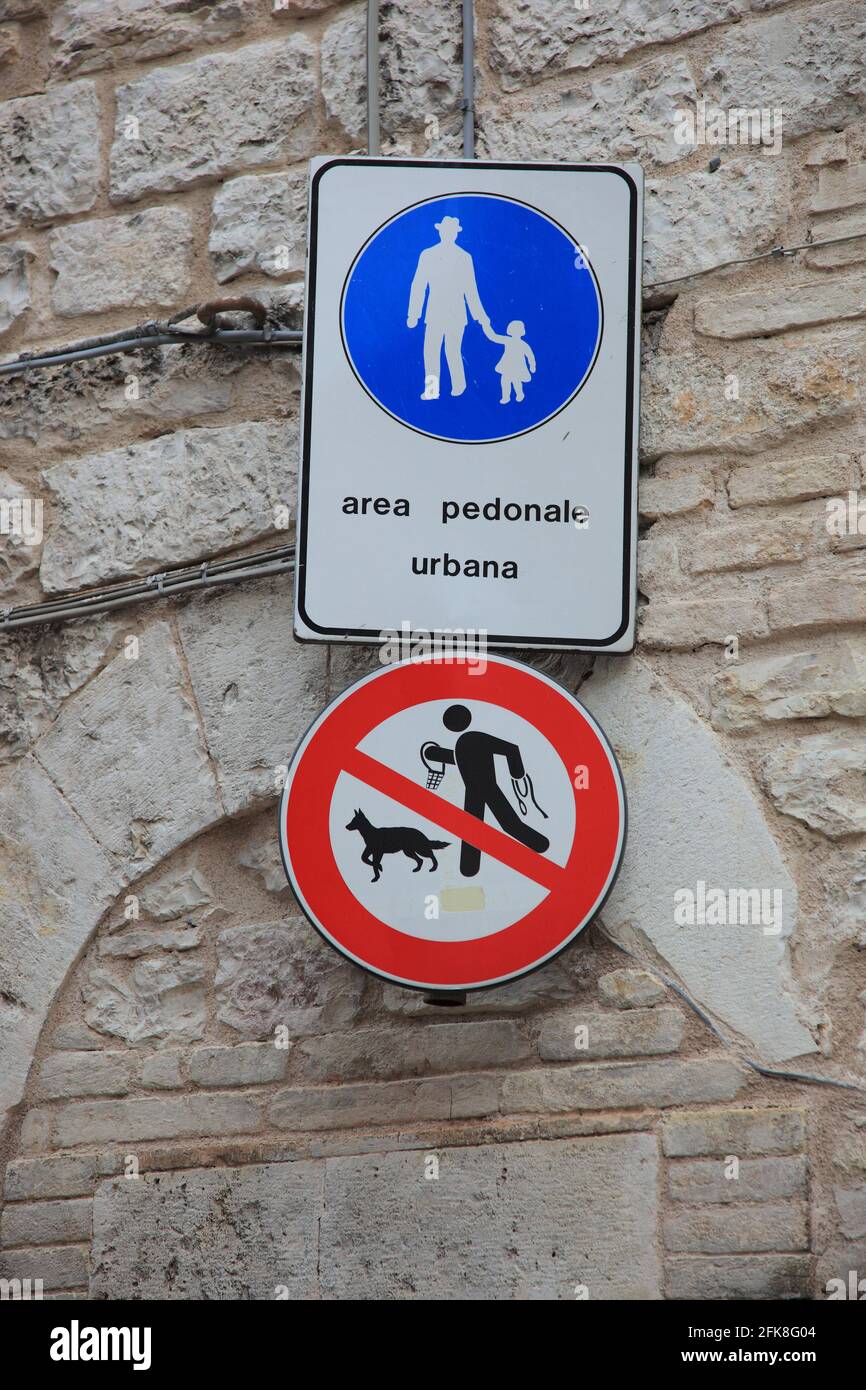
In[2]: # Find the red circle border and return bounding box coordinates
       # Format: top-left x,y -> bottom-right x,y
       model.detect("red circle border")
280,657 -> 626,990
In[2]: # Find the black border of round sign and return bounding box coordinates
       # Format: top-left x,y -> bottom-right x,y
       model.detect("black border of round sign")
338,190 -> 606,447
277,655 -> 628,995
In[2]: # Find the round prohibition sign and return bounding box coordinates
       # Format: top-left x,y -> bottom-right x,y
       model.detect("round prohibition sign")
279,655 -> 626,992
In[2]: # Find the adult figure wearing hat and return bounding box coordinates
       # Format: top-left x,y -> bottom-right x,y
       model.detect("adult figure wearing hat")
407,214 -> 491,400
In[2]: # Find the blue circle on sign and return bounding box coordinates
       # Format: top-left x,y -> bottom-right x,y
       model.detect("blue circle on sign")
340,193 -> 603,445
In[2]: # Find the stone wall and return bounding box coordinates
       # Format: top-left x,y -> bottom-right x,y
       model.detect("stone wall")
0,0 -> 864,1300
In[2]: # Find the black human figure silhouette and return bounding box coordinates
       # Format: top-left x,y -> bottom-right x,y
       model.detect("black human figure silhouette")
425,705 -> 550,877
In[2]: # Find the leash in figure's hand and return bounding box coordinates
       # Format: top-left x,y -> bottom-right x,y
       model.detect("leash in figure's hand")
512,774 -> 548,820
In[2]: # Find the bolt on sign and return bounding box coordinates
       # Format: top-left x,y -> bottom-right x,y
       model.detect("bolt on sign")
279,655 -> 626,994
294,158 -> 642,651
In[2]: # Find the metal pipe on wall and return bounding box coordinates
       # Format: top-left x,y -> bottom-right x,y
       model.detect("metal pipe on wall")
1,546 -> 296,631
366,0 -> 380,155
463,0 -> 475,158
364,0 -> 474,159
0,329 -> 301,379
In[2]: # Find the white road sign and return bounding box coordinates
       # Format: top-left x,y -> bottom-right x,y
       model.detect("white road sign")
295,158 -> 642,651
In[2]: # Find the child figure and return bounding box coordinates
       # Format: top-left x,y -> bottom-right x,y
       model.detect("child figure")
489,320 -> 536,404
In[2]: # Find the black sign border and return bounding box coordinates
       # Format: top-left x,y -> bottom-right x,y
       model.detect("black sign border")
296,158 -> 640,651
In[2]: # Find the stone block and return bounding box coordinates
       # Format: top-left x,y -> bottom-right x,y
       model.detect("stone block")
667,1253 -> 811,1299
700,3 -> 866,140
82,958 -> 207,1045
668,1155 -> 808,1204
176,585 -> 327,815
639,473 -> 714,519
598,968 -> 667,1009
641,330 -> 862,458
767,573 -> 866,633
268,1074 -> 489,1132
710,643 -> 866,732
0,618 -> 118,762
321,1134 -> 661,1299
537,1008 -> 684,1061
1,1198 -> 91,1247
4,1155 -> 98,1201
481,55 -> 697,167
53,1093 -> 264,1148
0,83 -> 99,233
0,760 -> 119,1120
640,595 -> 768,650
727,453 -> 856,508
35,622 -> 221,872
681,518 -> 811,574
37,1051 -> 132,1100
501,1058 -> 745,1115
695,276 -> 866,339
664,1201 -> 808,1253
811,164 -> 866,215
40,422 -> 293,592
189,1043 -> 289,1088
662,1107 -> 806,1157
110,38 -> 317,202
50,0 -> 256,77
210,169 -> 307,283
490,0 -> 743,90
645,162 -> 789,286
49,208 -> 193,316
0,1244 -> 87,1290
294,1021 -> 530,1083
760,735 -> 866,838
581,657 -> 816,1062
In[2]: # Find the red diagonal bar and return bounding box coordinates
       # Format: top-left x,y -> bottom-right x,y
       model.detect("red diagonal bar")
343,747 -> 564,892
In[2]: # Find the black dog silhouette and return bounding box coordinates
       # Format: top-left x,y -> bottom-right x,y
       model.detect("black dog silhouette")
346,809 -> 449,883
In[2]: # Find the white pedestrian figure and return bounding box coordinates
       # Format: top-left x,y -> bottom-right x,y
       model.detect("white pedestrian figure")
406,215 -> 491,400
487,319 -> 536,404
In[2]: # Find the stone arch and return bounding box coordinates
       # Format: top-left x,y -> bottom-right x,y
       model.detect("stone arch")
2,594 -> 815,1159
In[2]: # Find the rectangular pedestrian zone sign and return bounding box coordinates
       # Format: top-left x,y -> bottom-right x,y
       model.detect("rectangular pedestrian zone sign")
295,157 -> 642,652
